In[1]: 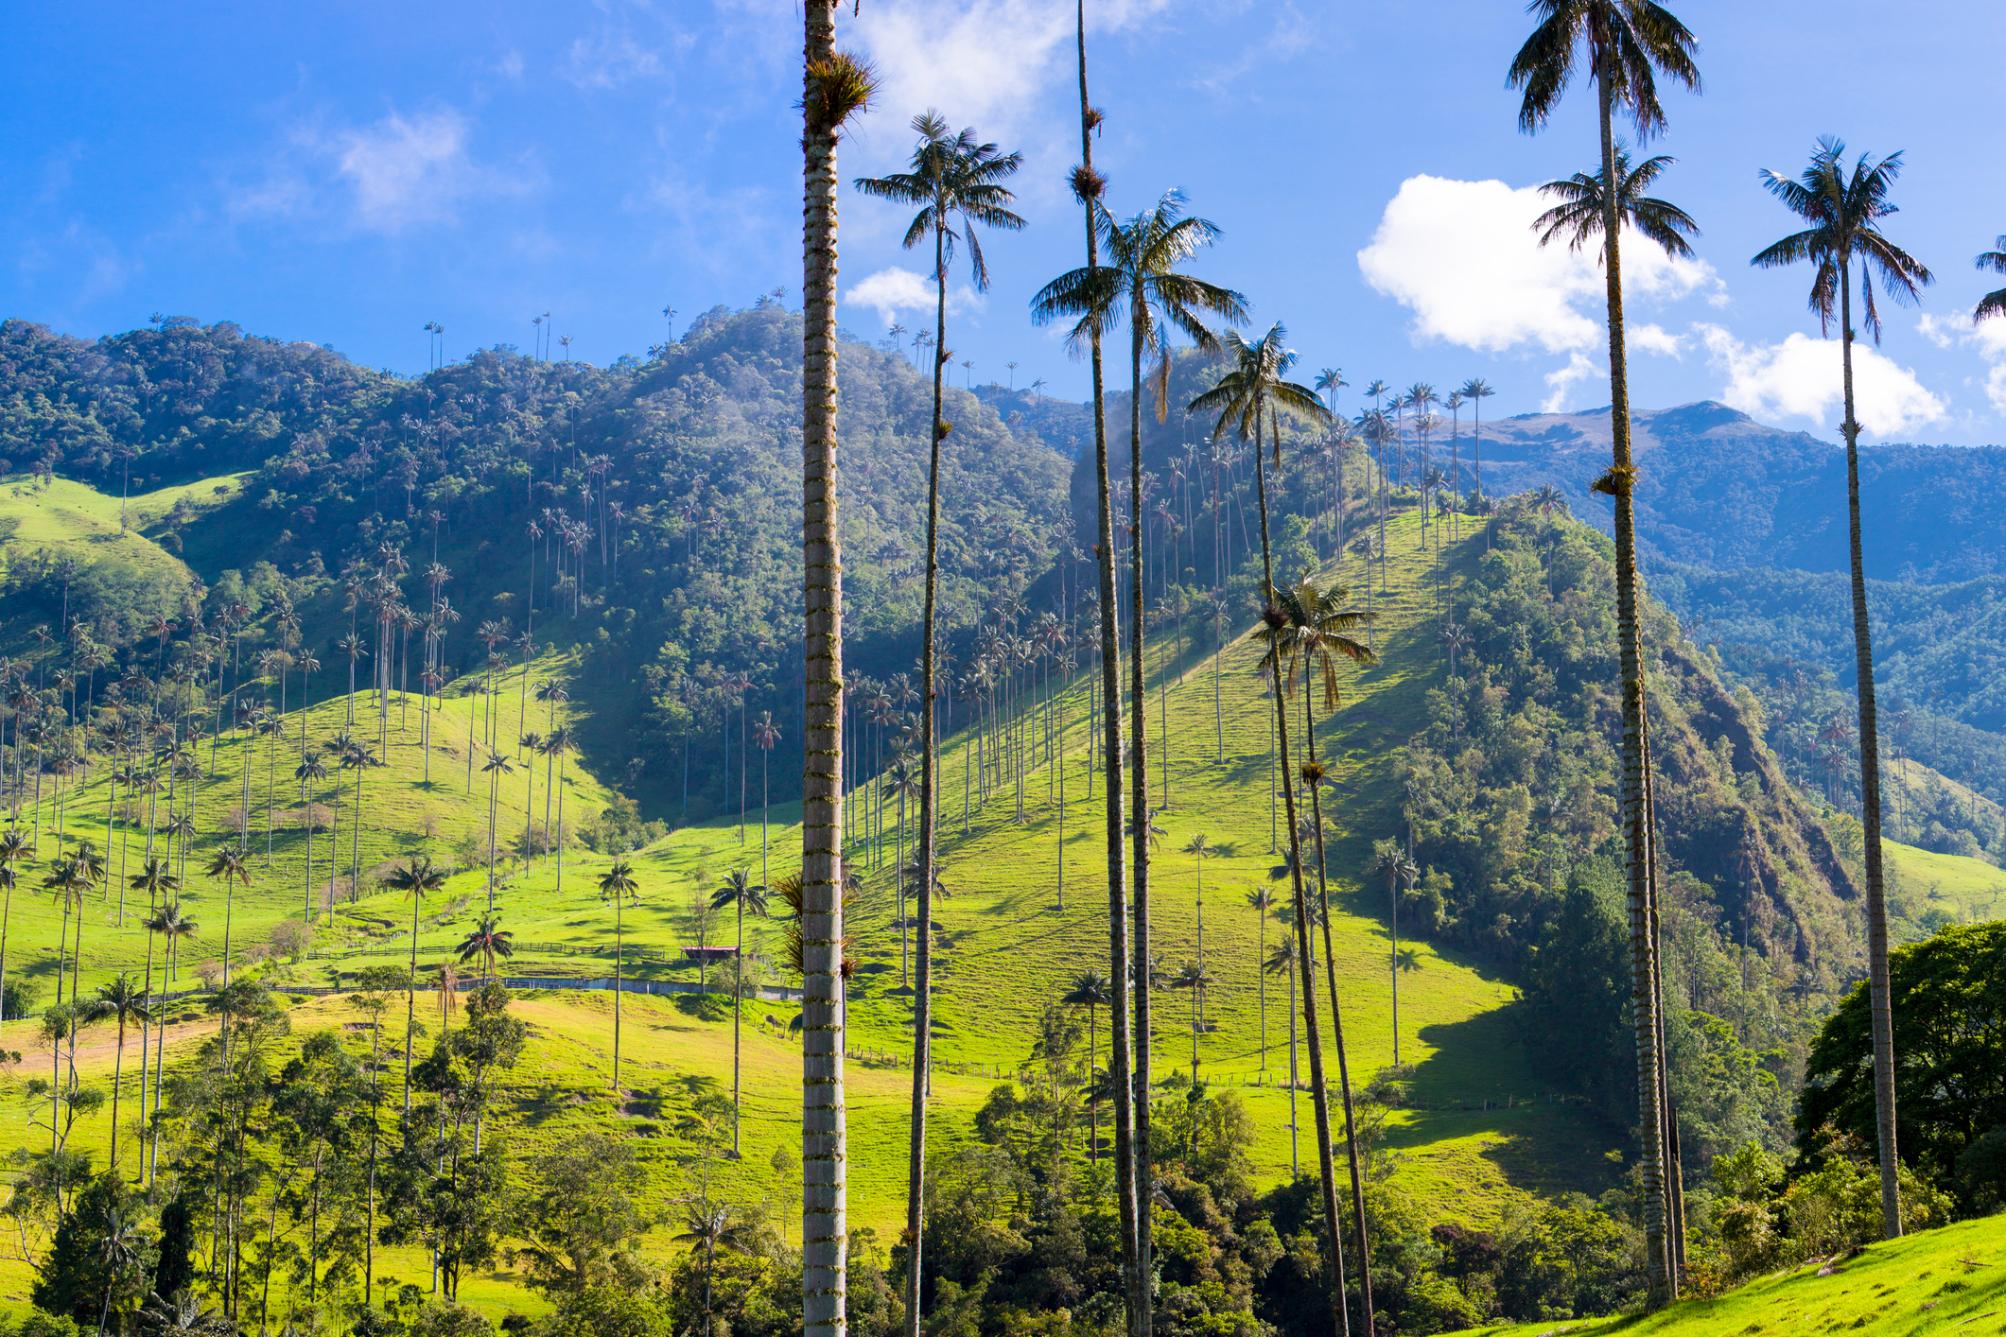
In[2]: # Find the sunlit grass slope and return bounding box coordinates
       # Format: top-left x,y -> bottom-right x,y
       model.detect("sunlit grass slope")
1,509 -> 1618,1309
1448,1211 -> 2006,1336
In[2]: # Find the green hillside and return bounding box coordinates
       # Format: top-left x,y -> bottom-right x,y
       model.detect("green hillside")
1449,1211 -> 2006,1337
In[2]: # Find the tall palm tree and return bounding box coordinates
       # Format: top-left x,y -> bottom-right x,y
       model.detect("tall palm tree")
1266,575 -> 1377,1328
1371,843 -> 1419,1064
1061,970 -> 1111,1161
1510,1 -> 1698,1304
711,869 -> 769,1157
143,900 -> 195,1183
752,712 -> 780,889
203,847 -> 249,987
801,16 -> 874,1326
1535,147 -> 1699,259
455,916 -> 514,979
1042,5 -> 1142,1327
1459,378 -> 1495,524
1754,136 -> 1931,1240
1246,886 -> 1274,1071
600,860 -> 642,1091
88,973 -> 149,1171
384,857 -> 446,1114
1262,926 -> 1300,1176
1036,193 -> 1246,1302
1976,237 -> 2006,322
1191,325 -> 1361,1334
0,827 -> 27,1033
480,752 -> 514,912
294,753 -> 327,921
1183,833 -> 1214,1030
1170,961 -> 1210,1084
857,117 -> 1024,1332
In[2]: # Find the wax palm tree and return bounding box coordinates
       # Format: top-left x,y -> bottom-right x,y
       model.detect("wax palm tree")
384,856 -> 446,1113
294,752 -> 327,920
144,899 -> 194,1182
752,711 -> 780,888
0,827 -> 28,1033
1182,832 -> 1214,995
87,973 -> 148,1171
480,751 -> 514,911
677,1200 -> 757,1331
1372,843 -> 1420,1064
1262,928 -> 1300,1175
712,870 -> 769,1157
857,119 -> 1022,1323
1537,146 -> 1698,260
1510,0 -> 1699,1303
1976,237 -> 2006,323
1265,574 -> 1377,1325
1315,367 -> 1348,557
455,916 -> 514,979
600,860 -> 642,1091
1459,378 -> 1496,521
1246,886 -> 1274,1071
1035,202 -> 1245,1265
1062,970 -> 1112,1162
203,846 -> 249,987
1191,325 -> 1362,1333
1753,136 -> 1931,1240
1170,961 -> 1210,1083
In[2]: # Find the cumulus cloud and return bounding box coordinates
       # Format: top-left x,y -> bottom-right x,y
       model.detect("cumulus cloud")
315,108 -> 537,235
1695,324 -> 1946,436
1542,351 -> 1599,413
1357,175 -> 1722,355
1919,312 -> 2006,415
850,0 -> 1168,147
850,267 -> 981,327
1631,322 -> 1684,358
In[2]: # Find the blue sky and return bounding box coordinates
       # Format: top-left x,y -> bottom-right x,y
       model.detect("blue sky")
8,2 -> 2006,443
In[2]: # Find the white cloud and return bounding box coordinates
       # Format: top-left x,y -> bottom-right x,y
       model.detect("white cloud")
1631,322 -> 1684,358
326,109 -> 534,235
561,31 -> 666,90
1696,324 -> 1946,436
850,267 -> 981,327
1357,175 -> 1722,355
850,0 -> 1168,146
1542,351 -> 1598,413
1918,312 -> 2006,415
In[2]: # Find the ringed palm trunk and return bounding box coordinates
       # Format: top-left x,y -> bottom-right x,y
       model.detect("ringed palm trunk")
1839,267 -> 1903,1238
1302,649 -> 1373,1332
1254,411 -> 1351,1336
904,205 -> 951,1337
1127,299 -> 1155,1319
1074,5 -> 1143,1325
405,895 -> 420,1115
1592,52 -> 1675,1304
800,5 -> 851,1329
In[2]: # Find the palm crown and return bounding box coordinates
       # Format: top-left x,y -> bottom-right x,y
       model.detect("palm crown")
1031,190 -> 1248,413
1187,324 -> 1332,466
1753,136 -> 1933,344
853,112 -> 1025,293
1509,0 -> 1700,139
1976,237 -> 2006,324
1536,147 -> 1699,260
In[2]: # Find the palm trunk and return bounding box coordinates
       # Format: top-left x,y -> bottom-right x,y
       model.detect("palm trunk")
1594,55 -> 1675,1304
800,8 -> 851,1330
903,211 -> 951,1337
405,894 -> 420,1114
1256,409 -> 1351,1336
1127,304 -> 1155,1326
1304,655 -> 1373,1333
1840,269 -> 1902,1239
1075,8 -> 1142,1326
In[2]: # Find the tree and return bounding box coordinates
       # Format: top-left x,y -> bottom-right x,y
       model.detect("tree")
1509,0 -> 1700,1304
480,752 -> 515,912
855,116 -> 1024,1327
1245,887 -> 1275,1072
385,857 -> 447,1114
0,827 -> 27,1035
1262,926 -> 1301,1175
294,752 -> 328,922
1754,135 -> 1932,1239
1036,191 -> 1245,1317
752,711 -> 779,889
599,860 -> 641,1091
801,17 -> 873,1329
202,847 -> 249,987
1371,842 -> 1419,1065
1170,962 -> 1211,1084
33,1171 -> 151,1332
1183,833 -> 1214,982
455,917 -> 515,979
711,870 -> 767,1156
1535,147 -> 1699,260
86,974 -> 148,1173
1191,324 -> 1362,1334
1976,237 -> 2006,323
1061,970 -> 1111,1162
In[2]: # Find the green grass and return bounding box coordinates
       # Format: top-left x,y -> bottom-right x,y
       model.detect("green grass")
0,509 -> 1622,1312
1886,838 -> 2006,933
1446,1211 -> 2006,1336
0,472 -> 244,581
